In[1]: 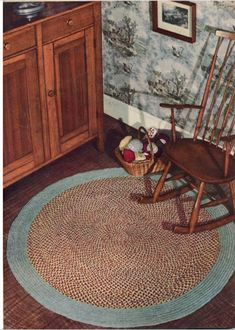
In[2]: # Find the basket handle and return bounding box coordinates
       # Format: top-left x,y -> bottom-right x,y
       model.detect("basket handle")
138,126 -> 154,157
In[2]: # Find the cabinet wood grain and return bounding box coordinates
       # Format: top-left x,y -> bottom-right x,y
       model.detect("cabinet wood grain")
41,5 -> 93,44
3,50 -> 44,186
3,27 -> 36,57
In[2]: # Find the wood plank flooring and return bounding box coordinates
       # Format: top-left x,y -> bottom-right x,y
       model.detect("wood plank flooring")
4,115 -> 235,329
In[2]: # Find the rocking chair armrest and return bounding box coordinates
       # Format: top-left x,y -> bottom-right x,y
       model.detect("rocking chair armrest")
221,134 -> 235,143
160,103 -> 202,110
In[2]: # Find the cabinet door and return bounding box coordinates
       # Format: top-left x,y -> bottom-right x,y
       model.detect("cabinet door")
3,50 -> 44,186
44,28 -> 97,157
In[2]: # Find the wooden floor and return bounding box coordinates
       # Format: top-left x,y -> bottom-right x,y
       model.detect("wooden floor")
4,115 -> 235,329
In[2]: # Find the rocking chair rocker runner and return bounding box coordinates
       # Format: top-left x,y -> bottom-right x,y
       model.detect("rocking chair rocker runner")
139,30 -> 235,234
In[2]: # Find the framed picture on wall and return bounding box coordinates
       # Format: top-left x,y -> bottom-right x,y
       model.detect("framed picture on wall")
152,1 -> 196,43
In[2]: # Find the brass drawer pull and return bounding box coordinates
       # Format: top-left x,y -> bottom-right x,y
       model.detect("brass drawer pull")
66,18 -> 74,27
4,42 -> 11,51
48,90 -> 56,97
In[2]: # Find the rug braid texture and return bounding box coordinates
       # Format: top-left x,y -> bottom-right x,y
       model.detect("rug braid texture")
7,168 -> 235,328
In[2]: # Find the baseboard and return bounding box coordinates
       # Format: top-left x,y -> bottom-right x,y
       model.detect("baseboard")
104,94 -> 189,136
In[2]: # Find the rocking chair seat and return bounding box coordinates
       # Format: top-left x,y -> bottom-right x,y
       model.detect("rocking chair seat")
164,139 -> 235,184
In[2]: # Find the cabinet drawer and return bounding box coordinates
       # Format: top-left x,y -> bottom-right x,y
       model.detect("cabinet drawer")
42,6 -> 93,44
3,27 -> 36,57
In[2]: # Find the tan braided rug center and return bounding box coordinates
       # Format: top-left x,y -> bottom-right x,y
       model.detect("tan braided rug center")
27,177 -> 220,309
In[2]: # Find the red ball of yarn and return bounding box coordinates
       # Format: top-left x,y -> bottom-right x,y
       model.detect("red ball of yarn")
122,148 -> 135,163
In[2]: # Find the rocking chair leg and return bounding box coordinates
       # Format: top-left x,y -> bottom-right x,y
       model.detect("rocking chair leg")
138,161 -> 171,204
174,181 -> 205,234
188,181 -> 205,234
229,180 -> 235,214
153,161 -> 172,203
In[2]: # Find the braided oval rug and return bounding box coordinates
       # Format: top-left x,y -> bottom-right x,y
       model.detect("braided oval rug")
7,168 -> 235,328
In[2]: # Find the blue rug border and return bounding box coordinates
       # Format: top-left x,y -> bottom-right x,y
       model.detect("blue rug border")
7,167 -> 235,328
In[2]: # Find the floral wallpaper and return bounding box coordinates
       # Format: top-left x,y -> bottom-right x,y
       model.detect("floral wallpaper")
102,1 -> 235,135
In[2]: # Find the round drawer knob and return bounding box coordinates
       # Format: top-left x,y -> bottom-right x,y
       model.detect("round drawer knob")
4,42 -> 11,51
66,18 -> 74,26
48,90 -> 56,97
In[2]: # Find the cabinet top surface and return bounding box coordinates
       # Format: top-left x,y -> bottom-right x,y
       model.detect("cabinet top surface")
3,1 -> 91,33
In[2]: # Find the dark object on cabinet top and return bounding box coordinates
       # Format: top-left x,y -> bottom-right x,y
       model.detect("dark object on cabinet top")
3,2 -> 90,32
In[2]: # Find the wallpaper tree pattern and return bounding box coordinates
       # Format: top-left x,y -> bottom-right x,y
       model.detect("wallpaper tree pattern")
102,1 -> 235,134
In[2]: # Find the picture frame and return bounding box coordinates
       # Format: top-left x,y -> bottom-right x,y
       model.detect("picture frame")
152,1 -> 196,43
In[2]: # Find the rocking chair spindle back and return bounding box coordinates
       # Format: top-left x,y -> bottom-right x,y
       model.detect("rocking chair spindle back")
196,32 -> 235,147
138,30 -> 235,234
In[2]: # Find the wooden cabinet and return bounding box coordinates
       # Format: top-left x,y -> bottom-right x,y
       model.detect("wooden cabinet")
3,2 -> 104,188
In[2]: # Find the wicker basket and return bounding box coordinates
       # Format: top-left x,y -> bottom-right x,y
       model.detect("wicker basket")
115,126 -> 165,176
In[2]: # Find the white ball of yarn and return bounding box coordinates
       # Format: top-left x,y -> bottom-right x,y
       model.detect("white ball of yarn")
126,139 -> 143,152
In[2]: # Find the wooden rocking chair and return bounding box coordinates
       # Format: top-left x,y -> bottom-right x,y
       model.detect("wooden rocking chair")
139,30 -> 235,234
